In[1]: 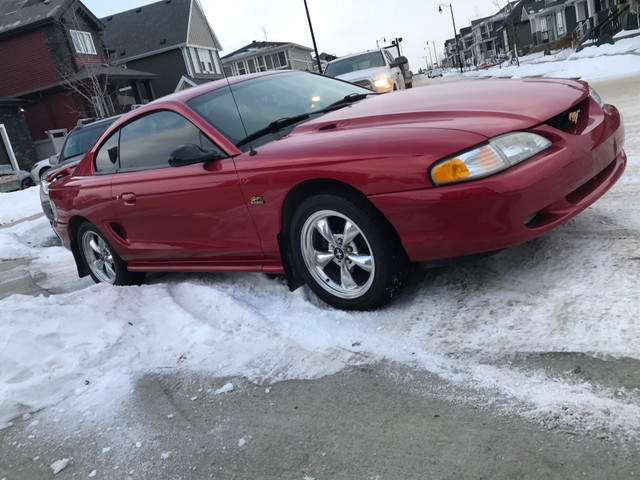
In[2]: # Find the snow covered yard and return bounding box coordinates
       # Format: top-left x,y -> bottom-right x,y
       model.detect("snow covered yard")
0,36 -> 639,477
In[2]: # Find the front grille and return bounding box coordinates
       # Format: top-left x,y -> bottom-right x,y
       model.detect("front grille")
546,97 -> 590,134
353,80 -> 373,89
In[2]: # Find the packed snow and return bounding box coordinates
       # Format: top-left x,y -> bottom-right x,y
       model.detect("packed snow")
1,32 -> 639,442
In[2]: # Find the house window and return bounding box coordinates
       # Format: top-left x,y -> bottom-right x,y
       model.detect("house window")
556,11 -> 565,35
236,62 -> 246,75
278,51 -> 287,68
264,55 -> 273,70
70,30 -> 97,55
256,56 -> 266,71
197,48 -> 216,73
247,58 -> 256,73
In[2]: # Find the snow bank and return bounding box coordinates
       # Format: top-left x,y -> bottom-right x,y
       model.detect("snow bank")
460,30 -> 640,82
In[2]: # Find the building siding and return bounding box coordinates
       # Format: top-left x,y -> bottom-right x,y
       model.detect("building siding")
0,29 -> 58,96
126,49 -> 188,98
23,91 -> 82,141
0,106 -> 38,169
188,2 -> 217,48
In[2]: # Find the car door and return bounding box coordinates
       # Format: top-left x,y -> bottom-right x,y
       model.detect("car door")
100,110 -> 263,264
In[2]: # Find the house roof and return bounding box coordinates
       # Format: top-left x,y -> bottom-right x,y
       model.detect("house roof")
221,40 -> 313,62
0,96 -> 24,106
525,0 -> 566,15
101,0 -> 221,64
0,0 -> 102,38
14,65 -> 158,97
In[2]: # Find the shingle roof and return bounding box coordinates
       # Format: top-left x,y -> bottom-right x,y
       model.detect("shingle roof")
221,40 -> 312,62
100,0 -> 192,63
0,0 -> 68,37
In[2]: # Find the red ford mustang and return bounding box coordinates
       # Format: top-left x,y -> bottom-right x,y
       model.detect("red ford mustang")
48,70 -> 625,310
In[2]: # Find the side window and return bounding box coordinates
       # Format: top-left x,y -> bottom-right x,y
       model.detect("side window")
118,111 -> 220,172
385,51 -> 394,64
94,131 -> 119,174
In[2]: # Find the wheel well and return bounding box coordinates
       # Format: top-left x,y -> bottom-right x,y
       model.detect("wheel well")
280,178 -> 407,257
69,216 -> 91,278
281,179 -> 370,236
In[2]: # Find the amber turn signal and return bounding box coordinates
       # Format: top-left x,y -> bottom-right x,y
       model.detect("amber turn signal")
431,158 -> 471,183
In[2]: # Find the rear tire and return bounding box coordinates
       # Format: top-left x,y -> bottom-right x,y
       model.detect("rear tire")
290,193 -> 409,310
77,222 -> 144,285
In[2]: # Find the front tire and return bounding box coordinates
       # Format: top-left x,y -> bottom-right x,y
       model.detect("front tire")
290,193 -> 409,310
77,223 -> 144,285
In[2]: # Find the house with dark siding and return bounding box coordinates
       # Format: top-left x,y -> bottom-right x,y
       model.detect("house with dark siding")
0,0 -> 157,169
101,0 -> 224,98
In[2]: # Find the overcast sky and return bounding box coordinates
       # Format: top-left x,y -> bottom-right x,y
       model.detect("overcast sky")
83,0 -> 497,70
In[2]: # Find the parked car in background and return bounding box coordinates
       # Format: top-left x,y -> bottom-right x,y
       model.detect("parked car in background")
48,70 -> 625,310
39,116 -> 120,222
324,49 -> 408,92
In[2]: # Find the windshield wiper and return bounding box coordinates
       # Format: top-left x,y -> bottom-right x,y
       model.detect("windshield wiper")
324,92 -> 378,109
236,113 -> 312,148
235,92 -> 378,149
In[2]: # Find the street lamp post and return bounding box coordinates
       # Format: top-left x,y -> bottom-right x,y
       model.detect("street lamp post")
376,36 -> 386,48
438,3 -> 463,74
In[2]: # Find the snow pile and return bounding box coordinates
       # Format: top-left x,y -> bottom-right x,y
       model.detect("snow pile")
459,30 -> 640,81
0,187 -> 42,226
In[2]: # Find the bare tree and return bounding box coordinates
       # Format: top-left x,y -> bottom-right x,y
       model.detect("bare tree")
54,6 -> 114,119
490,0 -> 520,66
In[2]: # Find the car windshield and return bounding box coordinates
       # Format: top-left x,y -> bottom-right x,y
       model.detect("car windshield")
187,71 -> 371,150
324,51 -> 386,77
60,119 -> 117,163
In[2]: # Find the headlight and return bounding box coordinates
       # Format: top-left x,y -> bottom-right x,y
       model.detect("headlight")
41,178 -> 51,195
430,132 -> 552,186
373,77 -> 392,90
589,85 -> 604,108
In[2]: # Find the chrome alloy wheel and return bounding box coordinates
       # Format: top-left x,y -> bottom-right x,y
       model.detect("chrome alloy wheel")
300,210 -> 375,299
81,230 -> 117,284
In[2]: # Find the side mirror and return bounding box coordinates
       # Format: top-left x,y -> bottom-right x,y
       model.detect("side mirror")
391,56 -> 408,68
49,152 -> 61,165
169,144 -> 226,167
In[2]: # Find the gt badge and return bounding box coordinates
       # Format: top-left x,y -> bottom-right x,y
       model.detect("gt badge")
250,196 -> 265,205
568,109 -> 580,124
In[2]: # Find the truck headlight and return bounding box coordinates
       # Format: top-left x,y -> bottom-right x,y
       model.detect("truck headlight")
430,132 -> 552,186
373,77 -> 392,90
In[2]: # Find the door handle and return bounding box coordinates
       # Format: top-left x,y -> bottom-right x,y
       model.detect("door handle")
119,192 -> 136,205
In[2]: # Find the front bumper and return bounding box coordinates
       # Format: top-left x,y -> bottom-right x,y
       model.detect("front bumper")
369,103 -> 625,263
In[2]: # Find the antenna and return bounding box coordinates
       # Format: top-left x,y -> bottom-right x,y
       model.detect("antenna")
222,72 -> 257,156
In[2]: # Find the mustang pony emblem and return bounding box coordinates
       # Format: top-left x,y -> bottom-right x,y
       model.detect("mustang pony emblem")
568,109 -> 581,124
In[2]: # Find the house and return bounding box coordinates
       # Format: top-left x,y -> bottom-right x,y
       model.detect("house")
0,0 -> 157,167
496,0 -> 535,55
523,0 -> 579,45
471,6 -> 515,63
221,41 -> 316,77
459,26 -> 475,66
101,0 -> 224,96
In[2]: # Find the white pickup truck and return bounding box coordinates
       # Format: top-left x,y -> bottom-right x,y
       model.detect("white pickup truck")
324,48 -> 411,93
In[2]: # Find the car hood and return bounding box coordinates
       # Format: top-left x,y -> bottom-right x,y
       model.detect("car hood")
297,77 -> 588,138
334,66 -> 396,84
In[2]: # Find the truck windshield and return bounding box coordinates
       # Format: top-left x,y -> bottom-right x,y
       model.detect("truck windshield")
324,51 -> 386,77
